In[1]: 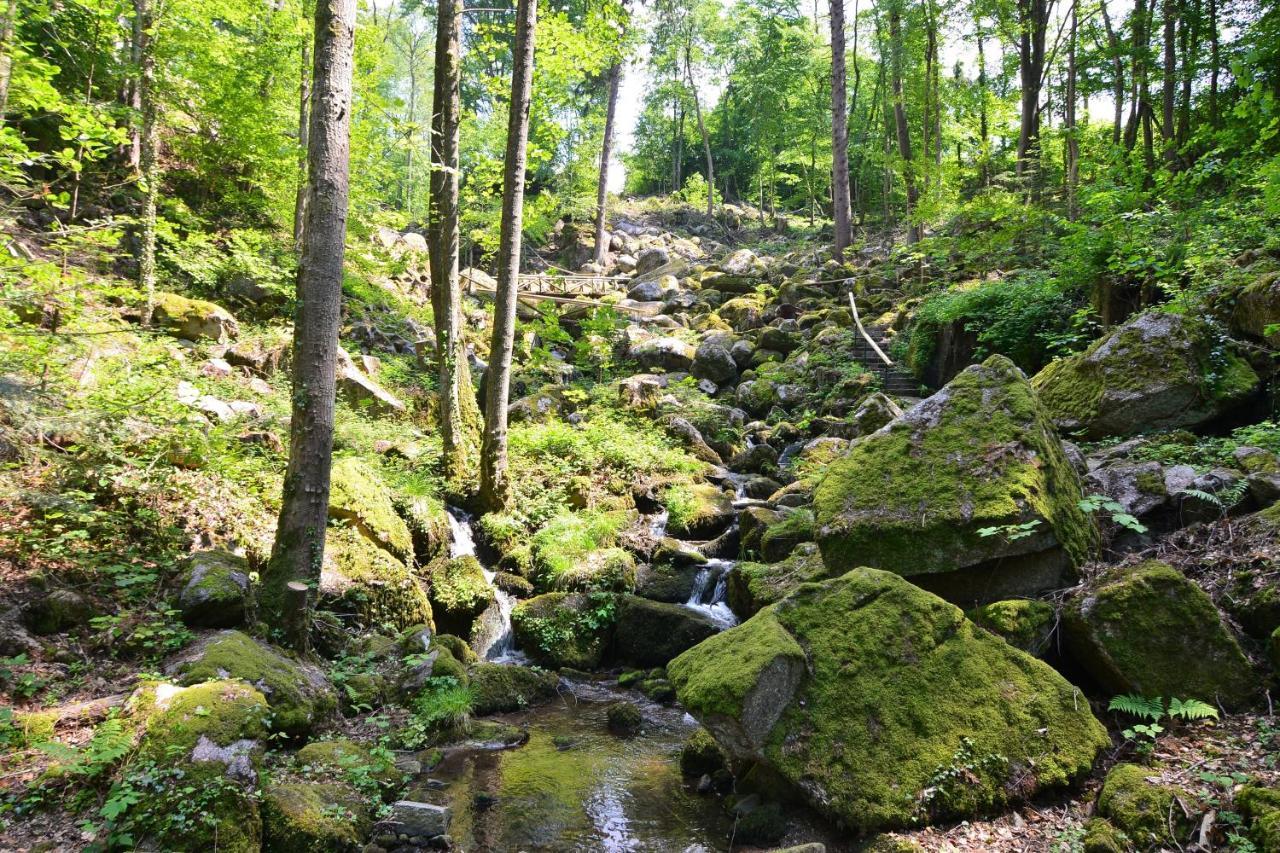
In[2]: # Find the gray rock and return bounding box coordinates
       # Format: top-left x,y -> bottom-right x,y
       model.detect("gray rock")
691,341 -> 738,384
847,392 -> 902,437
627,279 -> 664,301
388,801 -> 451,838
631,336 -> 696,371
634,247 -> 670,276
178,550 -> 250,628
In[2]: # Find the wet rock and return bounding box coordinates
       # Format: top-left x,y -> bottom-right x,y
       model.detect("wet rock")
426,556 -> 495,639
665,483 -> 735,540
613,596 -> 719,667
512,592 -> 613,670
606,701 -> 643,735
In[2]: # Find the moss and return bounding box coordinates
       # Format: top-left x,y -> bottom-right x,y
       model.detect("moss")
469,662 -> 560,715
429,632 -> 478,665
530,509 -> 636,591
606,701 -> 643,735
815,356 -> 1097,588
727,545 -> 830,618
261,781 -> 370,852
1270,626 -> 1280,672
759,508 -> 815,562
664,482 -> 734,539
640,677 -> 676,703
1081,818 -> 1130,853
13,709 -> 57,747
400,494 -> 450,565
511,591 -> 616,670
1097,764 -> 1192,848
1238,784 -> 1280,852
613,595 -> 719,667
680,728 -> 726,777
149,291 -> 239,342
426,643 -> 468,684
328,457 -> 414,562
968,599 -> 1056,656
295,738 -> 401,789
1064,560 -> 1255,709
172,630 -> 336,737
617,668 -> 646,687
322,526 -> 433,631
427,555 -> 495,637
135,679 -> 270,763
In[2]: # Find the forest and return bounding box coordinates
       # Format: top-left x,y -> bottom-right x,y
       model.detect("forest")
1,0 -> 1279,849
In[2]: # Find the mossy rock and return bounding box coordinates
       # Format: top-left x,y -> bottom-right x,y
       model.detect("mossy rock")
1082,818 -> 1131,853
511,591 -> 616,670
321,526 -> 433,631
1270,626 -> 1280,673
733,800 -> 787,845
149,291 -> 239,342
469,662 -> 560,715
530,509 -> 637,591
427,555 -> 495,638
427,632 -> 478,665
680,727 -> 726,777
1097,764 -> 1193,848
23,588 -> 95,635
168,630 -> 337,737
1032,310 -> 1259,439
295,738 -> 402,791
328,457 -> 414,563
672,568 -> 1109,833
1238,784 -> 1280,852
613,595 -> 719,668
607,701 -> 643,735
814,356 -> 1098,605
1064,560 -> 1255,709
1230,267 -> 1280,347
726,544 -> 829,618
261,781 -> 370,852
554,547 -> 638,593
968,599 -> 1056,657
640,677 -> 676,704
664,483 -> 735,540
399,494 -> 451,565
176,550 -> 250,629
742,507 -> 815,562
635,560 -> 702,603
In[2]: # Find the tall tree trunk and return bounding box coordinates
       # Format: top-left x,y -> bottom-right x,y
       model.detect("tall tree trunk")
1161,0 -> 1177,163
293,41 -> 311,250
429,0 -> 480,492
128,1 -> 143,168
1015,0 -> 1049,195
1207,0 -> 1218,127
889,3 -> 919,243
1066,0 -> 1079,219
685,46 -> 714,218
829,0 -> 852,259
0,0 -> 17,126
1176,0 -> 1195,147
1100,0 -> 1124,145
977,23 -> 990,186
593,59 -> 622,266
479,0 -> 536,513
262,0 -> 357,646
1124,0 -> 1148,151
136,0 -> 159,326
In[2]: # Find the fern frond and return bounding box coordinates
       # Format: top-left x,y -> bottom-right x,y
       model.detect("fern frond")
1108,694 -> 1165,721
1168,697 -> 1219,721
1179,488 -> 1224,508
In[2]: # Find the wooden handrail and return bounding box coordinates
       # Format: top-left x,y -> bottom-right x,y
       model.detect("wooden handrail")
848,291 -> 893,367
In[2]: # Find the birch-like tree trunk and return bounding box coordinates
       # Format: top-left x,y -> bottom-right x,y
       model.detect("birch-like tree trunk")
829,0 -> 852,259
593,59 -> 622,266
136,0 -> 159,326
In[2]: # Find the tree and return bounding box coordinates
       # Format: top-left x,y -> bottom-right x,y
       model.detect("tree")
1014,0 -> 1053,193
0,0 -> 18,124
293,38 -> 311,249
429,0 -> 481,492
262,0 -> 357,649
480,0 -> 536,513
888,0 -> 920,243
593,58 -> 622,266
830,0 -> 853,258
135,0 -> 159,326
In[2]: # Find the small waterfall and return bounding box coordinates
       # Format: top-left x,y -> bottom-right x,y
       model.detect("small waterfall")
684,558 -> 738,629
446,506 -> 524,663
648,509 -> 669,539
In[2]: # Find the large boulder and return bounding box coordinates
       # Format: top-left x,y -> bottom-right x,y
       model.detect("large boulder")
511,592 -> 615,670
149,292 -> 239,342
631,336 -> 696,372
1063,560 -> 1255,709
328,457 -> 414,563
176,550 -> 250,628
613,596 -> 720,667
167,630 -> 337,737
691,340 -> 739,384
427,555 -> 495,638
1032,311 -> 1259,439
665,483 -> 735,540
814,356 -> 1097,605
469,662 -> 560,715
321,526 -> 433,631
670,568 -> 1109,833
1230,267 -> 1280,347
262,781 -> 372,851
336,347 -> 406,415
635,246 -> 671,276
727,545 -> 829,618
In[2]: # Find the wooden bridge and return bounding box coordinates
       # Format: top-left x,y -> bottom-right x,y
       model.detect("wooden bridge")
461,269 -> 649,314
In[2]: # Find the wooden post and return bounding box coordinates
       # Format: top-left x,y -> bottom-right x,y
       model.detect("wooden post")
282,581 -> 311,654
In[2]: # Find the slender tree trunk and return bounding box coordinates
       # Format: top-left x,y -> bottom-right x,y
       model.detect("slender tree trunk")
889,3 -> 919,243
430,0 -> 480,492
1208,0 -> 1218,127
1100,0 -> 1124,145
136,0 -> 159,326
0,0 -> 19,126
479,0 -> 536,513
1015,0 -> 1049,195
262,0 -> 357,644
593,59 -> 622,266
830,0 -> 852,259
1161,0 -> 1177,163
1124,0 -> 1148,151
1176,0 -> 1195,147
293,41 -> 312,250
128,2 -> 143,168
685,46 -> 714,218
1066,0 -> 1079,219
977,24 -> 990,186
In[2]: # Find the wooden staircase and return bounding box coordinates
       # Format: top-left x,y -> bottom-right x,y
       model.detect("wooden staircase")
849,326 -> 925,397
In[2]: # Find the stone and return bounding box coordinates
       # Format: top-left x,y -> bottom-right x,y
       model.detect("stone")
328,456 -> 414,563
427,555 -> 495,638
635,246 -> 670,276
388,801 -> 451,838
631,336 -> 696,371
469,662 -> 560,715
1064,560 -> 1255,709
691,340 -> 739,384
23,588 -> 95,635
262,782 -> 371,851
847,392 -> 903,437
665,483 -> 735,540
613,596 -> 720,667
321,526 -> 433,631
177,549 -> 250,628
201,357 -> 233,378
512,592 -> 614,670
671,568 -> 1108,833
736,379 -> 779,416
1230,268 -> 1280,347
627,279 -> 664,302
1096,764 -> 1193,849
814,356 -> 1097,606
968,599 -> 1056,657
607,701 -> 643,735
149,292 -> 240,342
660,416 -> 723,466
337,347 -> 406,415
1033,311 -> 1259,439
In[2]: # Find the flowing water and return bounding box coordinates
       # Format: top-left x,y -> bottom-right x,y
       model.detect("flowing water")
684,559 -> 737,629
447,507 -> 524,663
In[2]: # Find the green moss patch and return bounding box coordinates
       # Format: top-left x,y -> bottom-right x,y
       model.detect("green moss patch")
968,599 -> 1056,656
427,555 -> 495,637
261,781 -> 370,852
328,456 -> 414,562
1097,764 -> 1192,848
511,592 -> 616,670
321,526 -> 433,631
469,662 -> 560,715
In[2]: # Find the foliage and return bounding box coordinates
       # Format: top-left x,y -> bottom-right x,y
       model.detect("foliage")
1108,694 -> 1219,760
399,676 -> 475,749
1077,495 -> 1148,534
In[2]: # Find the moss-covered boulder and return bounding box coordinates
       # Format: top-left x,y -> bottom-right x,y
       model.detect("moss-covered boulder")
665,483 -> 735,540
1238,784 -> 1280,852
727,545 -> 829,618
1081,818 -> 1130,853
969,599 -> 1056,657
168,630 -> 337,737
613,595 -> 720,667
400,494 -> 451,565
328,457 -> 414,563
320,526 -> 433,631
1033,311 -> 1259,439
530,509 -> 638,592
1064,560 -> 1255,709
129,679 -> 270,851
635,559 -> 702,604
469,661 -> 560,715
680,727 -> 727,777
176,549 -> 250,628
149,291 -> 240,342
294,738 -> 402,792
814,356 -> 1097,605
1231,268 -> 1280,347
262,781 -> 370,851
671,568 -> 1109,833
1096,764 -> 1193,848
427,555 -> 494,638
511,592 -> 616,670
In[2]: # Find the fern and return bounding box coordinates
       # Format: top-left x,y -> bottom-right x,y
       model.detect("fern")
1108,694 -> 1165,721
1168,697 -> 1219,721
1180,488 -> 1224,508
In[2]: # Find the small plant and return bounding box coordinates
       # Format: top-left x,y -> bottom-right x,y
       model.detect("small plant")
1108,694 -> 1218,760
398,676 -> 474,749
0,653 -> 44,699
1078,494 -> 1148,534
977,519 -> 1042,542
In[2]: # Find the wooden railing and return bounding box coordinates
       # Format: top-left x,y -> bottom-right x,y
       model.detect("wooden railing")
848,291 -> 894,366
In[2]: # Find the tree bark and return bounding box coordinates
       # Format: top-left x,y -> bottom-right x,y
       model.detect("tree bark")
1207,0 -> 1218,127
136,0 -> 159,326
1066,0 -> 1079,219
684,46 -> 714,218
262,0 -> 357,640
479,0 -> 536,513
0,0 -> 15,125
593,59 -> 622,266
430,0 -> 481,492
293,41 -> 312,250
889,3 -> 919,243
977,23 -> 990,185
829,0 -> 852,259
1161,0 -> 1177,163
1099,0 -> 1124,145
1015,0 -> 1050,195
